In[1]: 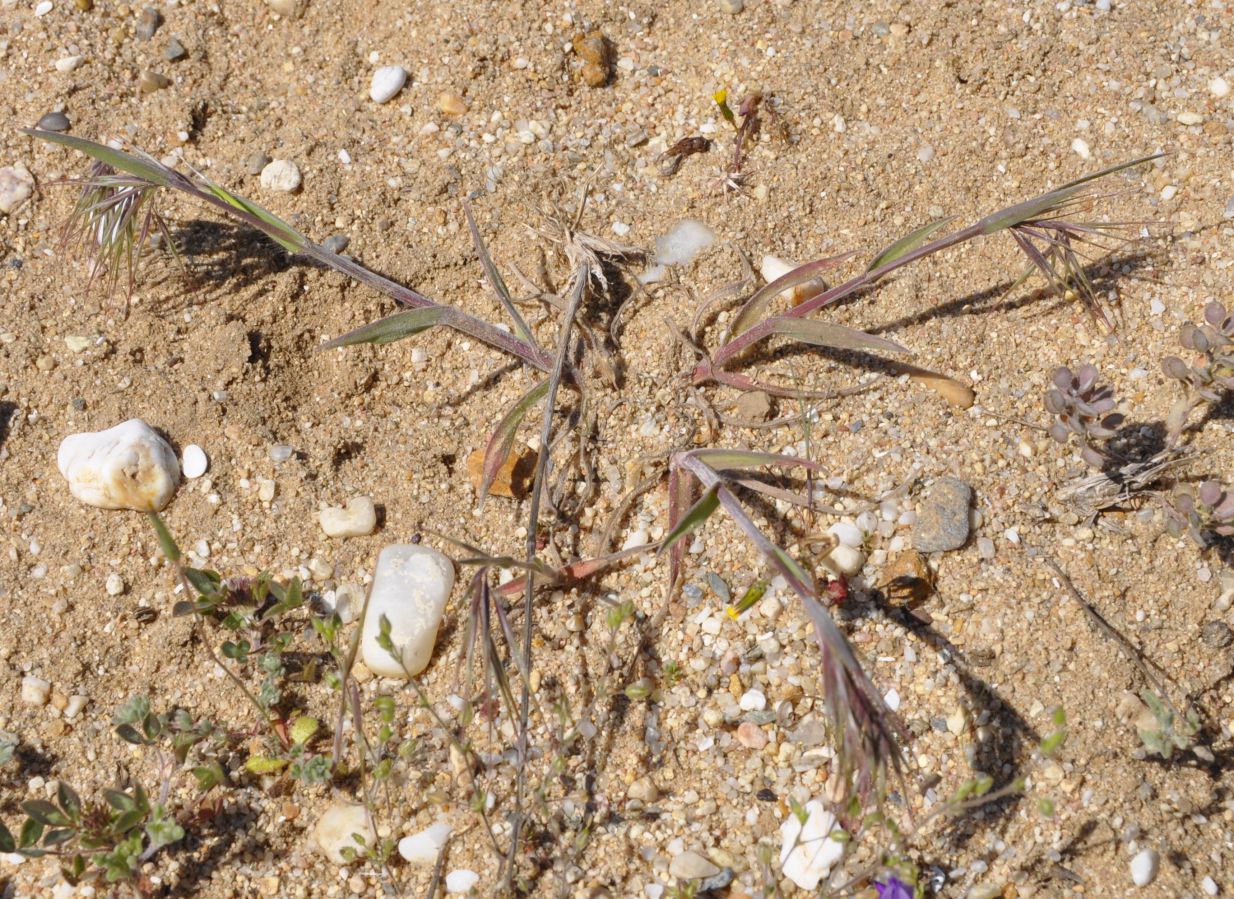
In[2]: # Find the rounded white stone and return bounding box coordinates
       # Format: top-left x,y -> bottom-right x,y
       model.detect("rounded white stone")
1210,77 -> 1231,99
828,521 -> 863,549
1131,848 -> 1159,887
21,676 -> 51,706
361,544 -> 455,678
823,543 -> 865,576
369,65 -> 408,103
319,496 -> 377,538
0,164 -> 36,216
445,870 -> 479,894
397,821 -> 452,866
57,419 -> 181,512
260,159 -> 301,193
181,444 -> 208,479
105,573 -> 125,596
312,802 -> 375,865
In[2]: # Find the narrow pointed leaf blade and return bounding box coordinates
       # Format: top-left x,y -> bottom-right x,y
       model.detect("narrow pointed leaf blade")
691,449 -> 824,473
479,378 -> 549,506
866,216 -> 956,273
201,181 -> 304,253
148,513 -> 182,564
463,201 -> 536,347
23,129 -> 173,187
320,307 -> 448,349
657,485 -> 719,556
766,317 -> 910,355
729,253 -> 855,338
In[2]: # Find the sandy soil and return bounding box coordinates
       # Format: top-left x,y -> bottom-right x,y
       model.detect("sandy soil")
2,0 -> 1233,896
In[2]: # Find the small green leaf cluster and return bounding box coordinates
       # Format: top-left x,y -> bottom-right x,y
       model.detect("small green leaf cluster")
0,781 -> 184,886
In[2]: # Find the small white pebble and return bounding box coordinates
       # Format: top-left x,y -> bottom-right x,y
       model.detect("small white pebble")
55,55 -> 82,72
1201,876 -> 1218,896
181,444 -> 208,479
1210,77 -> 1231,99
337,148 -> 352,165
105,572 -> 125,596
1130,848 -> 1159,887
64,695 -> 88,719
611,221 -> 630,237
369,65 -> 408,104
21,676 -> 51,706
738,689 -> 766,711
884,688 -> 900,711
1177,111 -> 1204,126
1150,298 -> 1165,315
1003,528 -> 1020,545
34,0 -> 52,15
1071,137 -> 1091,160
1161,185 -> 1178,201
445,869 -> 480,894
260,159 -> 302,193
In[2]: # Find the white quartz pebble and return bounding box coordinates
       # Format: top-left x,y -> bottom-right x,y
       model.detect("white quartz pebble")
260,159 -> 301,193
21,676 -> 51,706
57,419 -> 180,511
361,544 -> 455,678
828,521 -> 863,549
780,799 -> 846,889
397,821 -> 452,866
822,542 -> 865,576
1131,848 -> 1159,887
312,802 -> 375,865
105,573 -> 125,596
369,65 -> 408,103
319,496 -> 377,538
64,695 -> 88,719
761,254 -> 822,305
445,870 -> 479,894
181,444 -> 208,479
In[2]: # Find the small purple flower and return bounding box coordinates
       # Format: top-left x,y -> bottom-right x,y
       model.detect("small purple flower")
875,876 -> 915,899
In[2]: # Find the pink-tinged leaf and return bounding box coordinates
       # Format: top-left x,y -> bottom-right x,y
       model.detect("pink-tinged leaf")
690,448 -> 825,473
866,216 -> 956,273
478,379 -> 549,507
728,253 -> 856,339
765,317 -> 910,355
494,545 -> 653,597
320,307 -> 448,349
666,466 -> 691,589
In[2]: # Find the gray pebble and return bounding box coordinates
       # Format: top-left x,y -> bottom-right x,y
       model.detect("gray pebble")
716,0 -> 743,11
912,477 -> 973,552
1224,196 -> 1234,220
165,37 -> 187,61
36,111 -> 70,132
698,868 -> 735,892
1201,621 -> 1232,649
135,6 -> 162,40
246,152 -> 272,176
668,850 -> 720,881
322,234 -> 350,254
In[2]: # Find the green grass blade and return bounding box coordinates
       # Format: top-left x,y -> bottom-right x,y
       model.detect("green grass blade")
202,180 -> 304,254
657,485 -> 719,557
24,129 -> 173,187
479,379 -> 549,507
766,317 -> 910,355
866,216 -> 956,273
148,513 -> 182,564
320,307 -> 448,349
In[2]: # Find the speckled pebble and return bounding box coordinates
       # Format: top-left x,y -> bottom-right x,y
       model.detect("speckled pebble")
912,477 -> 973,552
